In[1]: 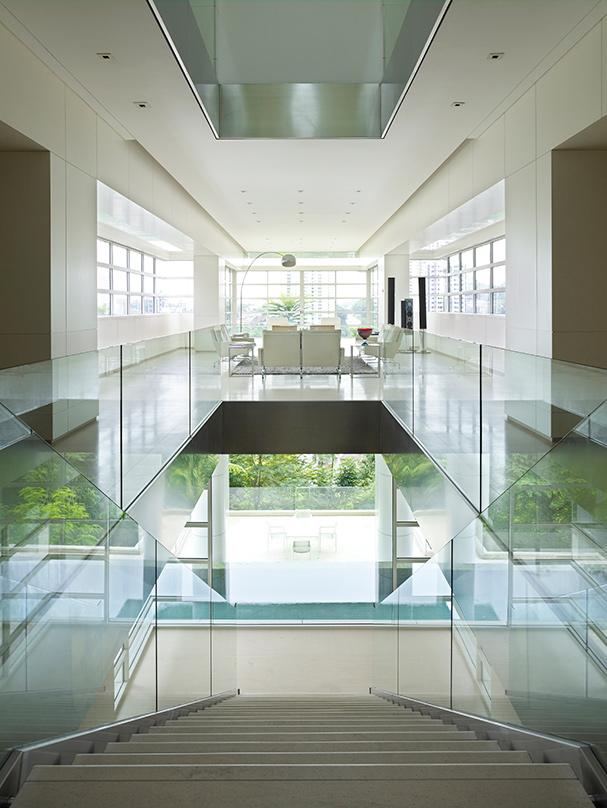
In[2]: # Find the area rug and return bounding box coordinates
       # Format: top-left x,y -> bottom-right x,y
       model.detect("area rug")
230,355 -> 378,376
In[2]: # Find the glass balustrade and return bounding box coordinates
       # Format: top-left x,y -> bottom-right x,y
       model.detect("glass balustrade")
0,327 -> 220,509
384,328 -> 607,512
375,397 -> 607,761
0,405 -> 235,766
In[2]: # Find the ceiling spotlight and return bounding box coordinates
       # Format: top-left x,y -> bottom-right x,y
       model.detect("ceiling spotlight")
341,220 -> 346,223
355,189 -> 362,193
97,52 -> 112,61
487,52 -> 504,61
240,190 -> 247,193
349,202 -> 356,205
256,220 -> 261,223
451,101 -> 465,108
133,101 -> 150,109
247,201 -> 252,205
297,189 -> 304,193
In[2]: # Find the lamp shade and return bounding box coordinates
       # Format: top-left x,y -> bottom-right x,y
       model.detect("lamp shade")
281,254 -> 297,268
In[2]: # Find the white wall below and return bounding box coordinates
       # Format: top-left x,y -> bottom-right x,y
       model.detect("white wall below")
427,313 -> 506,349
97,313 -> 193,348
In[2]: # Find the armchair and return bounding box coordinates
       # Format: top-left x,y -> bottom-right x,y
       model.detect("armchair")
258,330 -> 301,377
301,329 -> 343,376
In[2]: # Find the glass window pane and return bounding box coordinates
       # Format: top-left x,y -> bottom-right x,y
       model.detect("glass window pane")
448,253 -> 460,271
112,245 -> 127,267
493,291 -> 506,314
448,274 -> 460,292
475,243 -> 491,266
97,293 -> 110,316
130,272 -> 142,293
97,266 -> 110,289
156,277 -> 193,296
156,260 -> 193,278
337,271 -> 367,284
129,295 -> 142,314
476,293 -> 491,314
449,295 -> 461,312
158,297 -> 193,314
129,250 -> 142,271
476,268 -> 491,289
493,265 -> 506,288
112,294 -> 127,315
143,254 -> 154,273
143,296 -> 155,314
492,238 -> 506,263
143,275 -> 154,294
461,249 -> 474,270
268,285 -> 299,298
462,271 -> 474,291
304,271 -> 334,284
241,284 -> 267,299
97,239 -> 110,264
113,269 -> 128,292
463,293 -> 474,313
337,284 -> 367,297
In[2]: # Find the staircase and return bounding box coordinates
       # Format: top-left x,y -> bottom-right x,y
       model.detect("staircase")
12,695 -> 595,807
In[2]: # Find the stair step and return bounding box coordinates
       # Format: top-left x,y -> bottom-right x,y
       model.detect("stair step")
75,751 -> 532,765
26,762 -> 580,782
151,722 -> 447,732
111,739 -> 496,753
130,730 -> 475,742
12,779 -> 593,808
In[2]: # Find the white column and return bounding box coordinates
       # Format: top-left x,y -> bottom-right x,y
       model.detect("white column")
194,253 -> 222,329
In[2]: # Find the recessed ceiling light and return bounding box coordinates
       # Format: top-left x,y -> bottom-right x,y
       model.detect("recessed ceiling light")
349,202 -> 356,205
355,189 -> 362,193
133,101 -> 150,109
451,101 -> 465,108
240,190 -> 247,193
298,201 -> 303,205
247,201 -> 252,205
97,52 -> 112,61
256,220 -> 261,223
297,189 -> 304,193
341,220 -> 346,223
487,52 -> 504,61
345,212 -> 351,215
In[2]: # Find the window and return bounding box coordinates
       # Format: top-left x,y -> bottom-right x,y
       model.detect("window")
411,237 -> 506,316
233,266 -> 379,336
97,238 -> 193,316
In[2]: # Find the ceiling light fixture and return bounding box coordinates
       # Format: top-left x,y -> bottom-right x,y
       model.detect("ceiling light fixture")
97,52 -> 112,61
451,101 -> 465,108
487,52 -> 504,61
133,101 -> 150,109
240,190 -> 247,193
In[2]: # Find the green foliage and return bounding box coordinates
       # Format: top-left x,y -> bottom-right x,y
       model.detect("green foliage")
228,454 -> 375,510
265,294 -> 301,324
167,453 -> 218,504
3,455 -> 108,546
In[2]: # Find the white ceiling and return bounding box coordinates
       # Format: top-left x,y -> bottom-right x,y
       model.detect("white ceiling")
0,0 -> 601,254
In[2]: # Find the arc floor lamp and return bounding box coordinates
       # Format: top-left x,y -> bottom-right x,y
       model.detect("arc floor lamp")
237,251 -> 297,334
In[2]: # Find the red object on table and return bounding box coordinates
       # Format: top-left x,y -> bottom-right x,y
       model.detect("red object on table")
357,327 -> 373,340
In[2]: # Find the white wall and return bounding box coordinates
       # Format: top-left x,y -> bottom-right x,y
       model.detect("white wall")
97,313 -> 193,349
0,18 -> 242,359
363,9 -> 607,359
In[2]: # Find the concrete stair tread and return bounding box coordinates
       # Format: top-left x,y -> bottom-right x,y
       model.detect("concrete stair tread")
109,740 -> 503,752
75,751 -> 533,765
130,731 -> 477,741
11,779 -> 595,807
27,763 -> 580,781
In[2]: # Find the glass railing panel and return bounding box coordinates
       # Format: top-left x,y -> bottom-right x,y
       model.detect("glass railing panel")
211,596 -> 238,694
0,348 -> 123,505
480,346 -> 607,511
121,333 -> 190,506
191,326 -> 222,429
396,542 -> 451,706
156,543 -> 212,709
412,333 -> 481,508
381,328 -> 415,432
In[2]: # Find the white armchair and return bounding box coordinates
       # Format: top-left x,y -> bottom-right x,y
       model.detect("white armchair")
301,329 -> 343,375
258,330 -> 301,376
364,324 -> 404,362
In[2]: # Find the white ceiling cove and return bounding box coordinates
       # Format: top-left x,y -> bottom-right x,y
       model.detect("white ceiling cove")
0,0 -> 601,254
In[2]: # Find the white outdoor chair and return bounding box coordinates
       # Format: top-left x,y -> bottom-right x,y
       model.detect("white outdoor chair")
301,329 -> 343,376
258,329 -> 301,377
